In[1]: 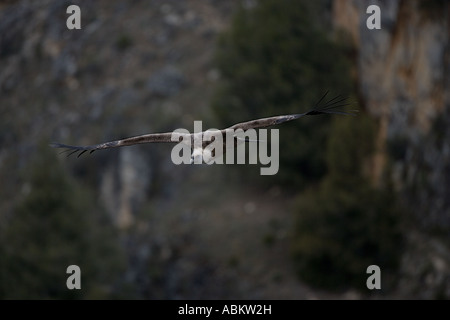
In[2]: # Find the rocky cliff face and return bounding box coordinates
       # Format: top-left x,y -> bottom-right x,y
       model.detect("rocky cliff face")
335,0 -> 449,227
334,0 -> 449,298
0,0 -> 235,229
1,0 -> 449,299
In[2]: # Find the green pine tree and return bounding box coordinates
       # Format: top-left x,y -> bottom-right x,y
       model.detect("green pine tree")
212,0 -> 353,187
0,143 -> 124,299
292,115 -> 403,290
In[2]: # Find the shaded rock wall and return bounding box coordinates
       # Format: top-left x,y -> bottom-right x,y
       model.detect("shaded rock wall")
334,0 -> 449,229
334,0 -> 450,298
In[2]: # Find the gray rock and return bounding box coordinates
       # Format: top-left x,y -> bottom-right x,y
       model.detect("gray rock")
146,65 -> 186,97
100,147 -> 151,229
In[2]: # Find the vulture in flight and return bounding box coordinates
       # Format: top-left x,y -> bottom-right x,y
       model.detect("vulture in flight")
51,92 -> 356,164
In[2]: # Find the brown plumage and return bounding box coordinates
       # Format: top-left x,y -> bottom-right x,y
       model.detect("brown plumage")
50,92 -> 357,160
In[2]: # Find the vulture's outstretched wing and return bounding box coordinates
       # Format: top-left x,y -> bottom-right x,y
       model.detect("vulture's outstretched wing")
228,92 -> 357,131
51,92 -> 357,157
50,132 -> 191,157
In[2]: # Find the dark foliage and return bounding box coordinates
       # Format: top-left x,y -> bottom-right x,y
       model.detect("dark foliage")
0,143 -> 124,299
292,115 -> 403,290
212,0 -> 353,188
